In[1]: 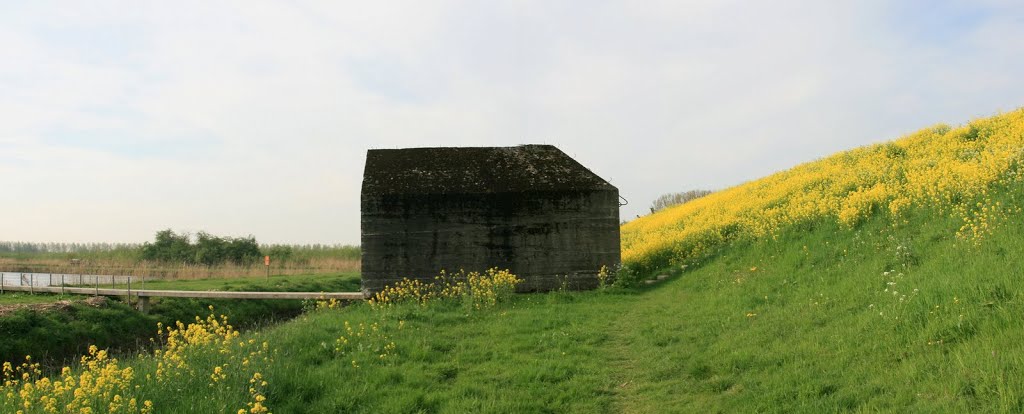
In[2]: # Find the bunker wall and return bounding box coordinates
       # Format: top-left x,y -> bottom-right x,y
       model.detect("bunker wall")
361,190 -> 620,293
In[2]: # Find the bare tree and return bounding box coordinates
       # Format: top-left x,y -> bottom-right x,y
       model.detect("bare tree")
650,190 -> 713,213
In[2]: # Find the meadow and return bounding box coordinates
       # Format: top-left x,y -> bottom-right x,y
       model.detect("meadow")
5,109 -> 1024,412
0,294 -> 87,307
0,244 -> 360,280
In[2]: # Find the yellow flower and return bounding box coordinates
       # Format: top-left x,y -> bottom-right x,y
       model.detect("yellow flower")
622,110 -> 1024,271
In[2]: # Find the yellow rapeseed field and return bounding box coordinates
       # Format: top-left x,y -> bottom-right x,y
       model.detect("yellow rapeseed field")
1,308 -> 273,414
622,109 -> 1024,271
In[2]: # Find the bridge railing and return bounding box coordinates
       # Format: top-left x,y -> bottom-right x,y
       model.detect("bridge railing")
0,273 -> 364,313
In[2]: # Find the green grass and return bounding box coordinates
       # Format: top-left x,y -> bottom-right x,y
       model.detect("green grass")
0,292 -> 87,305
599,208 -> 1024,412
0,298 -> 155,371
119,272 -> 361,292
104,183 -> 1024,413
0,273 -> 361,370
9,194 -> 1024,411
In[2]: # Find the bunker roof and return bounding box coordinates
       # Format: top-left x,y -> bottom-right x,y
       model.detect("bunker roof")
362,144 -> 616,195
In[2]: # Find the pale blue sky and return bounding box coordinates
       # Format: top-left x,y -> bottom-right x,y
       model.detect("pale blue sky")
2,0 -> 1023,244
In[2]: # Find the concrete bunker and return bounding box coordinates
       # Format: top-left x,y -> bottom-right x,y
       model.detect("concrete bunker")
360,144 -> 620,294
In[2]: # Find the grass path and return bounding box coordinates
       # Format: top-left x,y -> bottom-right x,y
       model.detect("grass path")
605,282 -> 694,413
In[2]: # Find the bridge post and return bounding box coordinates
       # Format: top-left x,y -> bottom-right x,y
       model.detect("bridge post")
138,296 -> 150,313
1,272 -> 4,294
30,274 -> 34,295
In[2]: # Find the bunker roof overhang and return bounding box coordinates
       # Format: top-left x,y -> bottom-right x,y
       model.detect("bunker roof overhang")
361,144 -> 617,196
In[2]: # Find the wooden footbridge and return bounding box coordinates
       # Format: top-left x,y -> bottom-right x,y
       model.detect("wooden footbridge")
0,276 -> 365,312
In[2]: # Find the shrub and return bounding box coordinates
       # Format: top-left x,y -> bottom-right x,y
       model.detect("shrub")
368,269 -> 522,311
140,230 -> 261,266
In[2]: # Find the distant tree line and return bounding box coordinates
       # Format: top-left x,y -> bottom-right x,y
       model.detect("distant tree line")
649,189 -> 714,214
140,230 -> 262,266
0,241 -> 140,254
2,233 -> 361,265
260,244 -> 361,263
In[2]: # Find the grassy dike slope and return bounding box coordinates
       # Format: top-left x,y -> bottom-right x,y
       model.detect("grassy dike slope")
244,198 -> 1022,413
6,110 -> 1024,412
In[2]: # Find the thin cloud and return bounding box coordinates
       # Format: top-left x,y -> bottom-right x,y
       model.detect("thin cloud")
1,1 -> 1022,243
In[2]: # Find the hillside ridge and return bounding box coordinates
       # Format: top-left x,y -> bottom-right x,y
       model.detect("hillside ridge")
622,108 -> 1024,274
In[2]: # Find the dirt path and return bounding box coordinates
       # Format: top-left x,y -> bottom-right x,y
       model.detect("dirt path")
0,296 -> 107,317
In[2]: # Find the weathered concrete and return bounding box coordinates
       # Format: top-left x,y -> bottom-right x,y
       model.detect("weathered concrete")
361,145 -> 620,294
